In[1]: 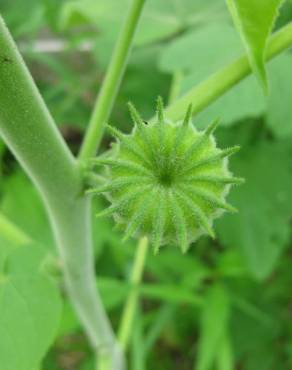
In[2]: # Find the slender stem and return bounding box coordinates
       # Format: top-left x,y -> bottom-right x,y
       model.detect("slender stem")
0,212 -> 32,245
216,332 -> 233,370
130,307 -> 146,370
150,22 -> 292,123
144,304 -> 176,354
0,15 -> 123,370
79,0 -> 146,160
118,236 -> 149,351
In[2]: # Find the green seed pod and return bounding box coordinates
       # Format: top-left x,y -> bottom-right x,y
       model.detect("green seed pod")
88,98 -> 243,253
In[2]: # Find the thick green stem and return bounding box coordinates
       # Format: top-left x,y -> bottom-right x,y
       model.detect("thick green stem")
150,22 -> 292,123
79,0 -> 146,160
118,237 -> 149,351
0,15 -> 123,370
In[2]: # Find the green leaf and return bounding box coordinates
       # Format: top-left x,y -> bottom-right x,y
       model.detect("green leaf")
121,45 -> 170,119
0,236 -> 15,272
0,172 -> 54,249
217,250 -> 249,278
196,284 -> 230,370
144,304 -> 175,353
80,356 -> 95,370
97,277 -> 202,307
0,245 -> 62,370
159,24 -> 266,127
0,0 -> 45,37
147,248 -> 209,284
217,137 -> 292,280
188,54 -> 292,129
230,304 -> 279,370
60,0 -> 227,48
266,54 -> 292,138
226,0 -> 284,92
192,75 -> 265,128
98,277 -> 129,309
140,283 -> 202,305
159,24 -> 243,75
0,211 -> 31,247
57,300 -> 80,337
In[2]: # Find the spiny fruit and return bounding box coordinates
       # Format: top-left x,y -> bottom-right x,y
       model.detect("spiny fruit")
88,98 -> 243,253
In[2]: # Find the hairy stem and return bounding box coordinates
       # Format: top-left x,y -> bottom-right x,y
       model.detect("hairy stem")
79,0 -> 146,160
150,22 -> 292,123
0,15 -> 123,370
118,237 -> 149,351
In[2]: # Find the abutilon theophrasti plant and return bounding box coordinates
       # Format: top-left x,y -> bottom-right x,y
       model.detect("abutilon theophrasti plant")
88,98 -> 243,253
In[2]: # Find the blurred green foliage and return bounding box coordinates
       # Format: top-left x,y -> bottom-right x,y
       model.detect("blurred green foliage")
0,0 -> 292,369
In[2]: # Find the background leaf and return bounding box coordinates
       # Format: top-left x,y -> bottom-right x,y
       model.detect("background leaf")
0,245 -> 62,370
217,134 -> 292,280
196,284 -> 230,370
226,0 -> 284,92
159,23 -> 266,127
0,172 -> 54,249
60,0 -> 227,48
266,54 -> 292,138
